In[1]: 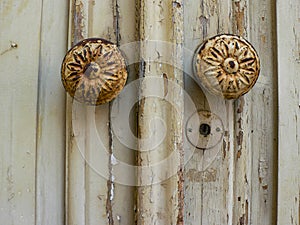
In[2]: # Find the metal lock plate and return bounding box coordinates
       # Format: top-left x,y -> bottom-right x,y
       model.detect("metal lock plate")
186,110 -> 224,150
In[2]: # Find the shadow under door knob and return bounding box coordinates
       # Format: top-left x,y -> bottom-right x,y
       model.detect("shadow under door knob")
194,34 -> 260,99
61,38 -> 128,105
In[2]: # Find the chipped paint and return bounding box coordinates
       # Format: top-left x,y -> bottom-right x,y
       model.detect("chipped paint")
233,1 -> 247,36
71,1 -> 87,44
186,168 -> 217,182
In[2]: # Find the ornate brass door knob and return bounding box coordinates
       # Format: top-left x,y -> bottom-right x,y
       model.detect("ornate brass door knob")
194,34 -> 260,99
61,38 -> 128,105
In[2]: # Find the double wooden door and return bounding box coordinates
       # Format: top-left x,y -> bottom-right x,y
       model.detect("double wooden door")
0,0 -> 299,224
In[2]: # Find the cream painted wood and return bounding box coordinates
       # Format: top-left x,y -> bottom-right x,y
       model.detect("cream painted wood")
183,1 -> 234,224
231,0 -> 277,224
66,0 -> 137,224
137,0 -> 184,224
0,0 -> 299,224
245,0 -> 277,224
0,1 -> 42,224
66,1 -> 110,225
35,0 -> 68,225
277,0 -> 300,224
183,0 -> 277,225
65,1 -> 89,224
109,0 -> 138,224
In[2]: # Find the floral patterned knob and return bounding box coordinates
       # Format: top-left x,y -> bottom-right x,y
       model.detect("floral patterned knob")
194,34 -> 260,99
61,38 -> 128,105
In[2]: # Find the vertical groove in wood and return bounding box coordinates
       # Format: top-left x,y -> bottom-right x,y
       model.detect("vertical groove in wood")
277,0 -> 300,224
0,1 -> 42,224
106,2 -> 117,224
110,0 -> 139,224
35,0 -> 68,224
86,1 -> 115,224
271,0 -> 279,222
172,1 -> 184,224
66,0 -> 138,224
231,1 -> 251,225
66,1 -> 89,225
137,0 -> 184,224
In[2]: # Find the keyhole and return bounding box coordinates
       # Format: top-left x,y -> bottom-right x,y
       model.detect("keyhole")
199,123 -> 211,137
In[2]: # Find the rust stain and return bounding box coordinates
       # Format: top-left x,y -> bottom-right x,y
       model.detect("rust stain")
224,130 -> 229,137
163,73 -> 168,98
244,174 -> 248,184
234,2 -> 246,36
203,169 -> 217,182
199,15 -> 208,39
261,35 -> 266,44
237,130 -> 244,147
237,97 -> 245,114
238,199 -> 249,225
239,214 -> 246,225
107,121 -> 114,225
186,169 -> 202,182
106,180 -> 114,225
262,185 -> 268,190
72,1 -> 86,44
113,0 -> 121,45
176,168 -> 184,225
186,168 -> 217,182
223,140 -> 227,159
237,150 -> 242,159
237,117 -> 242,129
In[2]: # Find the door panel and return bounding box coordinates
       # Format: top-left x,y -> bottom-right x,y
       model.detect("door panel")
66,0 -> 278,225
66,0 -> 137,224
277,0 -> 300,224
1,0 -> 299,224
0,1 -> 68,225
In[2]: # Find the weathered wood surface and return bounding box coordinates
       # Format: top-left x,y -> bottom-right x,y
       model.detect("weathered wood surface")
183,0 -> 277,224
183,0 -> 233,223
66,0 -> 137,224
277,0 -> 300,224
0,0 -> 67,224
1,0 -> 299,224
137,0 -> 184,224
36,0 -> 68,224
0,1 -> 42,224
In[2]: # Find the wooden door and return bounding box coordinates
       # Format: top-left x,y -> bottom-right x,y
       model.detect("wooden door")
0,0 -> 299,225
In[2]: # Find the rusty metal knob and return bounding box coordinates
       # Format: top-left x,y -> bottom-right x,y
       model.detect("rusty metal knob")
194,34 -> 260,99
61,38 -> 128,105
